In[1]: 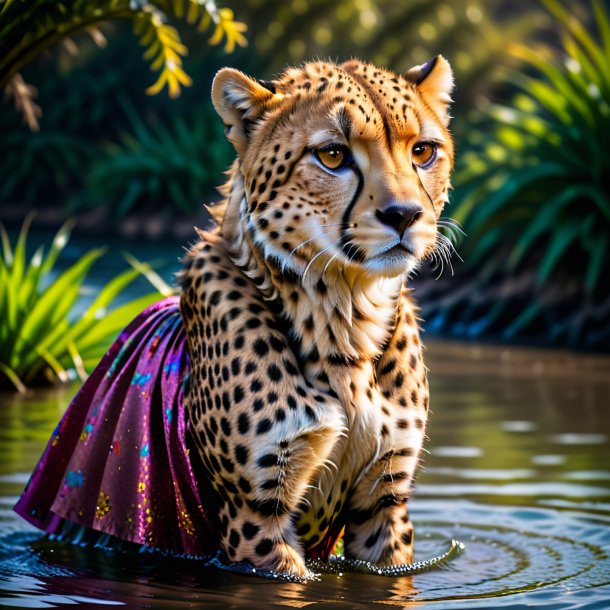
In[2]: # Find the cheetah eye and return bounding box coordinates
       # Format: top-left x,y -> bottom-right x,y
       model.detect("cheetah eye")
412,142 -> 438,169
314,144 -> 352,172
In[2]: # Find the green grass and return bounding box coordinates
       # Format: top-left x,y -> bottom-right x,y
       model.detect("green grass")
0,215 -> 173,392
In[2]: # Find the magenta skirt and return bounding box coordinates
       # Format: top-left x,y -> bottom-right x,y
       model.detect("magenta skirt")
14,297 -> 219,556
14,297 -> 342,561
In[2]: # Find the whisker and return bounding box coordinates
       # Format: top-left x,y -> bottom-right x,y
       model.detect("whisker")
438,216 -> 465,229
322,250 -> 340,277
340,239 -> 360,273
289,223 -> 354,258
290,230 -> 335,258
302,238 -> 342,284
430,231 -> 463,279
437,217 -> 466,245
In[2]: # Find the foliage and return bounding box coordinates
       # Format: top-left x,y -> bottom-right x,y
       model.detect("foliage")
233,0 -> 545,119
0,0 -> 246,124
0,32 -> 232,211
0,215 -> 172,392
70,97 -> 231,216
446,0 -> 610,344
0,0 -> 546,215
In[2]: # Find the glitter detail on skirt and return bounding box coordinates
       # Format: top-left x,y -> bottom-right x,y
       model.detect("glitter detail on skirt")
14,297 -> 217,556
14,296 -> 343,561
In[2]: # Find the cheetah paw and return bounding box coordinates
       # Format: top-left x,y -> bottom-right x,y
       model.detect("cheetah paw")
264,541 -> 308,578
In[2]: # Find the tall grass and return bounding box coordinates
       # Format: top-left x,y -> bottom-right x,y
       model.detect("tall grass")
0,216 -> 172,392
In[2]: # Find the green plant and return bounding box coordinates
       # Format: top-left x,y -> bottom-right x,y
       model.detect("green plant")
233,0 -> 545,117
0,215 -> 173,392
0,0 -> 246,128
0,129 -> 94,204
70,96 -> 231,216
448,0 -> 610,343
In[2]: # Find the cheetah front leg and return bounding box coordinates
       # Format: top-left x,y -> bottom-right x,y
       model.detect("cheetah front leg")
214,420 -> 345,575
343,448 -> 417,564
181,241 -> 346,576
343,299 -> 428,565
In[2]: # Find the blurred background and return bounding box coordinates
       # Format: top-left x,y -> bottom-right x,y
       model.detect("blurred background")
0,0 -> 608,386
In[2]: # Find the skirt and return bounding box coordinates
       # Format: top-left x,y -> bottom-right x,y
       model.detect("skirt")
14,297 -> 341,561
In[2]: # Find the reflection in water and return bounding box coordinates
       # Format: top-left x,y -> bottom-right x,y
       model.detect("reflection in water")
0,341 -> 609,608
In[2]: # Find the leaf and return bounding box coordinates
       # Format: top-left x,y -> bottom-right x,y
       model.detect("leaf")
39,219 -> 75,278
536,221 -> 582,286
78,293 -> 162,351
0,361 -> 27,394
0,222 -> 12,265
17,244 -> 44,310
584,232 -> 608,293
67,340 -> 87,382
468,163 -> 567,229
593,0 -> 610,64
504,301 -> 542,338
508,185 -> 591,270
14,247 -> 106,361
122,252 -> 174,297
31,265 -> 143,361
541,0 -> 606,69
32,347 -> 68,384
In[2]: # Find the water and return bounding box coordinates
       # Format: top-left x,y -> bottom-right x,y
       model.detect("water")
1,338 -> 609,608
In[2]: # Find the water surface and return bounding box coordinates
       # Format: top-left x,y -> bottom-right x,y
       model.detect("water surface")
1,341 -> 609,608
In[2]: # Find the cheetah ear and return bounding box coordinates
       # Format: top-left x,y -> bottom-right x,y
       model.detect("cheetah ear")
212,68 -> 280,156
405,55 -> 454,126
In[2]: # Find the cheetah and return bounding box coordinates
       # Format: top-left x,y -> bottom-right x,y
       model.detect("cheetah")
179,56 -> 455,577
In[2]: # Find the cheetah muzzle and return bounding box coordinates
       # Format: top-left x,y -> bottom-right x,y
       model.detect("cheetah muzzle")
179,56 -> 455,577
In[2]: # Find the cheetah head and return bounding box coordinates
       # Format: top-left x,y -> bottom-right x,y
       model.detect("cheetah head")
212,57 -> 454,280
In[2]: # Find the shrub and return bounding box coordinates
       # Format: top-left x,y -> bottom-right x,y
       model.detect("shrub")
448,0 -> 610,345
0,215 -> 172,392
70,97 -> 231,216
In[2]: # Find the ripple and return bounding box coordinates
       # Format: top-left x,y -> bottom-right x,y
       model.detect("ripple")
431,446 -> 484,458
417,482 -> 610,498
500,420 -> 538,432
403,501 -> 610,606
0,501 -> 608,609
549,433 -> 607,445
532,454 -> 566,466
426,467 -> 536,480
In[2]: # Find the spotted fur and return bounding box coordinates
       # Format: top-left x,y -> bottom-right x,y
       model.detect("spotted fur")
179,57 -> 454,576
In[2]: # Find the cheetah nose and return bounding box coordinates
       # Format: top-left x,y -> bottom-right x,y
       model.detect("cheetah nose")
375,203 -> 423,236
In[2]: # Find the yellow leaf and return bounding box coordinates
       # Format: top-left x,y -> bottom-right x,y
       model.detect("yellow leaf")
218,7 -> 234,20
139,23 -> 156,46
159,24 -> 181,43
142,38 -> 161,60
168,39 -> 189,55
172,64 -> 193,86
145,70 -> 169,96
173,0 -> 184,19
167,72 -> 181,98
187,1 -> 200,25
197,11 -> 211,32
208,23 -> 224,46
150,51 -> 166,71
164,47 -> 184,66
